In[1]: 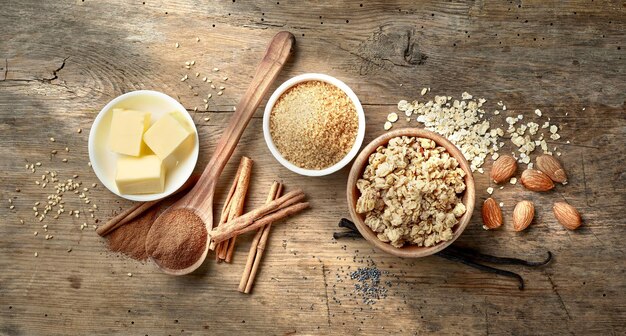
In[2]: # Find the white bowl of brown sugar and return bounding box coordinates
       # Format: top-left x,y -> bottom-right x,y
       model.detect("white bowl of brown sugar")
263,73 -> 365,176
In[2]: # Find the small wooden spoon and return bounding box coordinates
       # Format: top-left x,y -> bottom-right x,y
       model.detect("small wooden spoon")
146,31 -> 295,275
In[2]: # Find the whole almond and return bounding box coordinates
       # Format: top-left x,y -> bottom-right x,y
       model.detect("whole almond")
553,202 -> 582,230
536,154 -> 567,184
513,200 -> 535,231
520,169 -> 555,191
491,155 -> 517,184
482,198 -> 503,229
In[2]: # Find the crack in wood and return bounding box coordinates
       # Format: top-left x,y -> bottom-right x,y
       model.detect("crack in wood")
547,274 -> 572,320
1,56 -> 70,88
243,21 -> 286,30
328,40 -> 387,74
321,262 -> 331,328
484,297 -> 490,336
44,56 -> 69,83
403,29 -> 427,65
581,151 -> 591,207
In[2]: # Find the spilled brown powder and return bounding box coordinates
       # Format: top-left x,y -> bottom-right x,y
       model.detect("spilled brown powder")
106,207 -> 159,261
145,209 -> 207,270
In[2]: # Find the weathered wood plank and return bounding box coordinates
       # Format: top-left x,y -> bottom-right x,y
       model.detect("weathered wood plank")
1,0 -> 625,335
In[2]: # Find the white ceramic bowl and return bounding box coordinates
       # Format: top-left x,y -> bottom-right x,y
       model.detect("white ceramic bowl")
88,90 -> 199,201
262,73 -> 366,176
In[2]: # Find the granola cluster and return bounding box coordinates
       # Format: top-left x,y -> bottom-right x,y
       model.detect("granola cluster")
355,136 -> 467,248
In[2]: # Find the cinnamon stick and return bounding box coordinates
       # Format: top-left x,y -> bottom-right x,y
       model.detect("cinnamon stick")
210,189 -> 304,240
239,181 -> 281,292
215,163 -> 240,261
215,157 -> 253,262
244,223 -> 271,293
210,201 -> 309,247
215,160 -> 243,260
224,157 -> 253,262
96,174 -> 199,237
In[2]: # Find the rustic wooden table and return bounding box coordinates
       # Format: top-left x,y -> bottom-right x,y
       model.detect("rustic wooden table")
1,1 -> 625,335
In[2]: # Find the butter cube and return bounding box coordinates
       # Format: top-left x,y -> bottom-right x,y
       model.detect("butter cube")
143,112 -> 193,161
109,108 -> 151,156
115,155 -> 165,194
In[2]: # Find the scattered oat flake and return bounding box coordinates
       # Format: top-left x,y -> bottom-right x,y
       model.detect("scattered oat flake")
499,202 -> 504,207
420,88 -> 428,96
127,273 -> 133,277
487,187 -> 494,195
204,117 -> 210,121
387,112 -> 399,123
535,109 -> 542,117
510,177 -> 517,184
175,42 -> 180,48
550,125 -> 558,134
383,121 -> 392,130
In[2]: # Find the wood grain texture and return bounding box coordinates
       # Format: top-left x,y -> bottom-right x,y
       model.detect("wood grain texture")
1,0 -> 624,335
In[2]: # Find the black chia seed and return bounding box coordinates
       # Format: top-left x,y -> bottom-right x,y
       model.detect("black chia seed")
349,267 -> 389,305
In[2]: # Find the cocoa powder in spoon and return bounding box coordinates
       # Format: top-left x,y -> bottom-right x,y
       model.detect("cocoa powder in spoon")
145,209 -> 207,270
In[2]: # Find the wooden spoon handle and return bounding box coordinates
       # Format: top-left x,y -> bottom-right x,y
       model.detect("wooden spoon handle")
185,31 -> 295,207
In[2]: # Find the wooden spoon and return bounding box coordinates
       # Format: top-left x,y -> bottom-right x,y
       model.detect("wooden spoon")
145,31 -> 295,275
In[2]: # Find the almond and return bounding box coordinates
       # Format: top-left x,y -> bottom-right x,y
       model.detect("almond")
513,200 -> 535,231
482,197 -> 503,229
553,202 -> 582,230
520,169 -> 555,192
536,154 -> 567,184
491,155 -> 517,184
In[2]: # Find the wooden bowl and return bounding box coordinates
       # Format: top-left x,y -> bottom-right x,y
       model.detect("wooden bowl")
346,128 -> 475,258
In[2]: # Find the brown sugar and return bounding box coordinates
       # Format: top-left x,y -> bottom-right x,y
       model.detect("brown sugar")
106,206 -> 159,261
145,208 -> 207,270
269,80 -> 359,170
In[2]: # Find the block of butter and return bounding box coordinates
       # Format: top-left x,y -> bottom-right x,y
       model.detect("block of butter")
143,112 -> 194,161
109,108 -> 151,156
115,155 -> 165,194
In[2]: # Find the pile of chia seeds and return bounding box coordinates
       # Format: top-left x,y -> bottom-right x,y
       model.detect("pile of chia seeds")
349,267 -> 391,305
